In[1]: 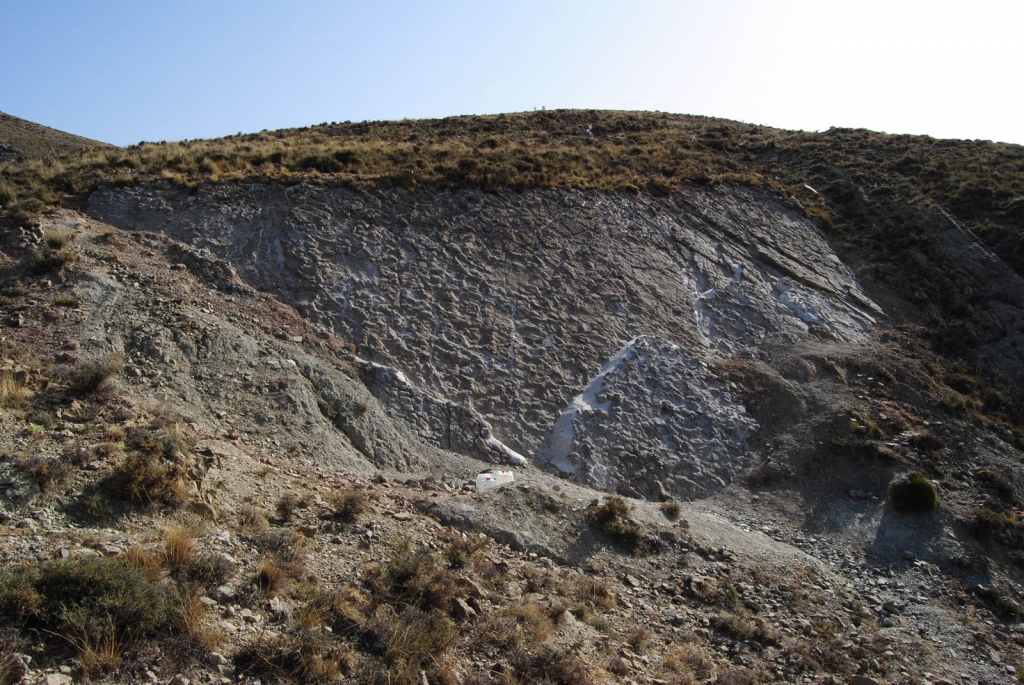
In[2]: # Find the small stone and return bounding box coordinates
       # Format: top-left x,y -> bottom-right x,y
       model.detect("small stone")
558,610 -> 580,628
624,574 -> 642,588
239,608 -> 261,624
207,652 -> 228,666
44,675 -> 73,685
393,512 -> 413,521
214,585 -> 235,602
199,596 -> 218,608
451,597 -> 478,622
902,550 -> 916,561
849,676 -> 879,685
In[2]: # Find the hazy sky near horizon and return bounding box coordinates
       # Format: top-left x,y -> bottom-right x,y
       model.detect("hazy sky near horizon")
2,0 -> 1022,146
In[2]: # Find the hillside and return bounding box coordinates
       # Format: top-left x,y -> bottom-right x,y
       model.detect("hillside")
0,110 -> 111,161
1,112 -> 1024,684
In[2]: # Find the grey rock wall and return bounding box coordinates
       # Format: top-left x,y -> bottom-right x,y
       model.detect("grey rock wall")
89,182 -> 880,499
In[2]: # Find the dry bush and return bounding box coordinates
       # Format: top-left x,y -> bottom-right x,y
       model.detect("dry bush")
276,492 -> 299,521
238,504 -> 270,531
103,425 -> 127,442
441,530 -> 489,569
105,450 -> 189,507
327,488 -> 367,521
163,526 -> 196,570
236,629 -> 355,684
626,626 -> 651,651
0,628 -> 27,685
33,246 -> 76,273
69,353 -> 124,394
16,454 -> 70,494
42,228 -> 73,249
585,495 -> 658,554
360,605 -> 458,685
363,545 -> 459,612
297,586 -> 367,637
660,500 -> 683,520
508,645 -> 593,685
663,643 -> 716,682
571,576 -> 617,611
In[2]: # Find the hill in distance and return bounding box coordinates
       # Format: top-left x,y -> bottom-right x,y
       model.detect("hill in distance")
0,109 -> 111,161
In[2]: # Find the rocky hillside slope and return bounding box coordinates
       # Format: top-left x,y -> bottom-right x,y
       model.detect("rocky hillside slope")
1,112 -> 1024,684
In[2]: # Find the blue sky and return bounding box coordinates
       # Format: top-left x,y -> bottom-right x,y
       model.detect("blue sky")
3,0 -> 1023,146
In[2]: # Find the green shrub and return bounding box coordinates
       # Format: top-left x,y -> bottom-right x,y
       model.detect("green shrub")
0,558 -> 174,652
890,471 -> 938,513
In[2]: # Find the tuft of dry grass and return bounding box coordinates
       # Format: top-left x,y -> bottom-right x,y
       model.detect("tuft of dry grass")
238,504 -> 270,531
0,371 -> 29,409
162,526 -> 196,570
42,228 -> 73,249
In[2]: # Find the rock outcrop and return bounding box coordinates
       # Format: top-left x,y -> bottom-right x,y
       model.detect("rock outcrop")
90,182 -> 880,499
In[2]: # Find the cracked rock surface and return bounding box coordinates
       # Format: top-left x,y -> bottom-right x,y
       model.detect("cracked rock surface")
90,183 -> 879,499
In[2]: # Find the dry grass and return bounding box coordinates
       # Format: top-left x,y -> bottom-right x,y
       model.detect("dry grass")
16,454 -> 70,494
42,228 -> 72,248
327,488 -> 367,522
162,526 -> 196,569
0,372 -> 29,409
68,353 -> 124,394
238,504 -> 270,531
176,589 -> 224,650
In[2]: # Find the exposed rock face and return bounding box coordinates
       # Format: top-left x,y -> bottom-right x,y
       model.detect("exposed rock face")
89,182 -> 880,499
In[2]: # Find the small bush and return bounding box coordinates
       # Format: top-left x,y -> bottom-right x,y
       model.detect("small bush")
16,454 -> 70,494
104,451 -> 189,507
54,293 -> 79,307
327,489 -> 367,522
508,646 -> 592,685
69,353 -> 124,394
441,531 -> 488,569
236,628 -> 354,683
363,546 -> 459,612
43,228 -> 73,249
660,500 -> 682,520
238,504 -> 270,531
585,496 -> 657,554
163,526 -> 196,569
276,492 -> 299,521
890,471 -> 938,513
360,605 -> 458,685
0,184 -> 17,208
33,246 -> 76,273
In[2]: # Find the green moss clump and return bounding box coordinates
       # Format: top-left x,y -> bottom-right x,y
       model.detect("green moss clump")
890,471 -> 938,513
